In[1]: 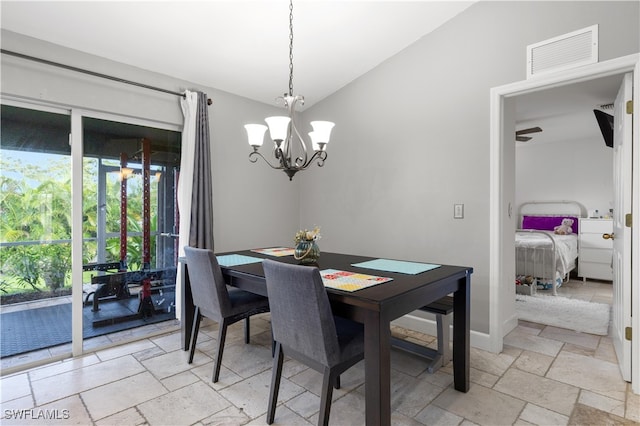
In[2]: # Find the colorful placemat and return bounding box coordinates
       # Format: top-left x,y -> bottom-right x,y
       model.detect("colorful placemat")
320,269 -> 393,292
251,247 -> 295,257
217,254 -> 263,267
352,258 -> 440,275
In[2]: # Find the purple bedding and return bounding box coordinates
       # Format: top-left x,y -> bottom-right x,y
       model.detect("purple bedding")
521,215 -> 579,234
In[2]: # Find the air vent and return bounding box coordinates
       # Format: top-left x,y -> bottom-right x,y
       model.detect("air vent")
527,25 -> 598,79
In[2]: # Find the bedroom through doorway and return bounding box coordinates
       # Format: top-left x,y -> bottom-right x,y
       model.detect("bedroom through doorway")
512,75 -> 621,336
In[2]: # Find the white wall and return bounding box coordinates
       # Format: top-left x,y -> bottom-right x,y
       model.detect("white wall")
300,1 -> 639,334
516,137 -> 614,216
1,30 -> 300,253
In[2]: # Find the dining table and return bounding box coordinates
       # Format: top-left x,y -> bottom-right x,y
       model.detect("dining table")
179,249 -> 472,426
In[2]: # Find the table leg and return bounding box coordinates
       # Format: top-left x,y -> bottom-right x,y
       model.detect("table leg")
453,272 -> 470,392
180,263 -> 194,351
364,310 -> 391,426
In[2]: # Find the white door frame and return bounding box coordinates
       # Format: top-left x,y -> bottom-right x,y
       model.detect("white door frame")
489,53 -> 640,393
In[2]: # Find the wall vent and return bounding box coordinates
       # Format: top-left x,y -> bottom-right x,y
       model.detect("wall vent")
527,25 -> 598,79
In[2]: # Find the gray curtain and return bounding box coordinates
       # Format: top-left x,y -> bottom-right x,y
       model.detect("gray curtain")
188,92 -> 214,250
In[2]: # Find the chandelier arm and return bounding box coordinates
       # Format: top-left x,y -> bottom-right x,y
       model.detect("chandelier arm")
291,121 -> 309,167
276,138 -> 294,171
304,150 -> 328,168
249,151 -> 285,170
275,145 -> 298,171
285,95 -> 309,168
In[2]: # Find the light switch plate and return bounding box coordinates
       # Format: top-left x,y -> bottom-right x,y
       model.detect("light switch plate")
454,204 -> 464,219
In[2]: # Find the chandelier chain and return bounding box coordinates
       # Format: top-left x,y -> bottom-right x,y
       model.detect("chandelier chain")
288,0 -> 294,97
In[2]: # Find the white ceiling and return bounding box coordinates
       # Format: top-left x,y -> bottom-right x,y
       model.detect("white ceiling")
0,0 -> 475,108
515,73 -> 623,146
1,0 -> 624,145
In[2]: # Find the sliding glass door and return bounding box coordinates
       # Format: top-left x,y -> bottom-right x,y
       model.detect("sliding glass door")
81,116 -> 181,349
0,102 -> 181,368
1,103 -> 73,363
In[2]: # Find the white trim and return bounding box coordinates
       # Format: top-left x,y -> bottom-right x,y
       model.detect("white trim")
1,96 -> 181,133
80,109 -> 181,133
393,315 -> 493,353
489,85 -> 505,353
632,59 -> 640,394
1,97 -> 70,115
70,109 -> 84,357
490,53 -> 639,393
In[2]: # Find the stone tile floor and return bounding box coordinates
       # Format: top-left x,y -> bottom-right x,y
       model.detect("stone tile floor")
1,279 -> 638,425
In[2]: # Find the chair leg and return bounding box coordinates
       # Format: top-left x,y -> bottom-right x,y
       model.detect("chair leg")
267,342 -> 284,425
439,313 -> 452,364
244,316 -> 250,344
188,307 -> 201,364
212,319 -> 229,383
334,375 -> 341,389
270,324 -> 276,357
318,368 -> 335,426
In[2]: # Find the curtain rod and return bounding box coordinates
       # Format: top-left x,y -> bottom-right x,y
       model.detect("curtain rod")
1,49 -> 212,105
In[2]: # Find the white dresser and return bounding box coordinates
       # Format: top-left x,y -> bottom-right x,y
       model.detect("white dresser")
578,218 -> 613,281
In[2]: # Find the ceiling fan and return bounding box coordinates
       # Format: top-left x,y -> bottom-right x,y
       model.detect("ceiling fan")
516,126 -> 542,142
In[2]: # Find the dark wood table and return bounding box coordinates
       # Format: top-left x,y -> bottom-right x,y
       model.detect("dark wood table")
180,250 -> 472,426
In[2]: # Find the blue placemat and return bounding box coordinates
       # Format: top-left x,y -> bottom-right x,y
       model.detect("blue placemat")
217,254 -> 263,267
352,258 -> 440,275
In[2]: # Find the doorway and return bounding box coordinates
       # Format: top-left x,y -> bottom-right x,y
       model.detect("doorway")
489,54 -> 640,393
513,75 -> 621,329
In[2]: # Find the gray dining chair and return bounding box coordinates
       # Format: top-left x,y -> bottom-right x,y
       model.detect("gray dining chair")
184,246 -> 270,383
262,259 -> 364,426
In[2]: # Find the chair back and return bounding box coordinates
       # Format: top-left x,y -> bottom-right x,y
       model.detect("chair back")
184,246 -> 232,319
263,259 -> 340,367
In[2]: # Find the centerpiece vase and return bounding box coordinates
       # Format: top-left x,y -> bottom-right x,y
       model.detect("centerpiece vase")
294,240 -> 320,265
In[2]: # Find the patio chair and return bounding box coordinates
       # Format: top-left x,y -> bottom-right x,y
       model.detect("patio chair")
184,246 -> 270,383
263,259 -> 364,426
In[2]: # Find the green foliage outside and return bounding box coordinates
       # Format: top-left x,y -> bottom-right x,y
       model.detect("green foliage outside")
0,153 -> 159,296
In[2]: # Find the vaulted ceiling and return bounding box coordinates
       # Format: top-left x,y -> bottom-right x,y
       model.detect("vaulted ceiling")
1,1 -> 625,146
1,1 -> 474,108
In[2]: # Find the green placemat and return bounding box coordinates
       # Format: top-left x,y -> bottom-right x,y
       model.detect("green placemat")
352,258 -> 440,275
217,254 -> 263,267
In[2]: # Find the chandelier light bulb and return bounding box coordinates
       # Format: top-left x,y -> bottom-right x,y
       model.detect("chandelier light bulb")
310,121 -> 335,144
308,132 -> 325,152
264,116 -> 291,143
244,124 -> 267,148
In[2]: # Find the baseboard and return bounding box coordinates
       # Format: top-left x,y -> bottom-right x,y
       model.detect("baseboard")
504,311 -> 519,336
392,313 -> 494,353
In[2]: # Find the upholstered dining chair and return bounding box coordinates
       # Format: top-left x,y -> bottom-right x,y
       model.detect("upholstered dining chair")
184,246 -> 270,383
262,259 -> 365,426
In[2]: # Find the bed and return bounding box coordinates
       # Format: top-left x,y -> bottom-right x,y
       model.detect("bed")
515,201 -> 585,296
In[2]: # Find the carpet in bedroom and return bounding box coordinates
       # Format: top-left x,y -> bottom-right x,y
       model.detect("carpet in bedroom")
515,294 -> 610,335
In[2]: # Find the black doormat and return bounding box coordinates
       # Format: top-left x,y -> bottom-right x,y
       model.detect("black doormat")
1,295 -> 175,358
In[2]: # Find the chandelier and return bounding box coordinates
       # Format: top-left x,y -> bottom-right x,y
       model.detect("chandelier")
244,0 -> 335,181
